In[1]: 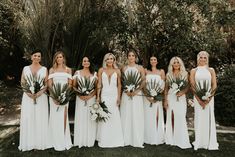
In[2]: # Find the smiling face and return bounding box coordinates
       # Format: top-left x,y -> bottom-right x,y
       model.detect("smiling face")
128,51 -> 136,64
106,55 -> 114,67
150,56 -> 158,68
82,57 -> 90,68
56,53 -> 64,65
172,58 -> 180,71
31,52 -> 41,64
198,53 -> 208,66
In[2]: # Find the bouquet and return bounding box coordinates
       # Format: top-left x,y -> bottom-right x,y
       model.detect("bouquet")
89,101 -> 110,122
21,74 -> 45,104
74,76 -> 96,106
192,80 -> 216,109
144,79 -> 163,107
48,83 -> 74,111
167,75 -> 188,101
122,71 -> 142,99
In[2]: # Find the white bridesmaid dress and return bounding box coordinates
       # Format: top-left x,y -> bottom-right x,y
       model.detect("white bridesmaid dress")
48,72 -> 72,151
19,66 -> 49,151
165,74 -> 191,149
73,71 -> 97,148
97,71 -> 124,147
193,66 -> 219,150
120,66 -> 144,148
144,74 -> 165,145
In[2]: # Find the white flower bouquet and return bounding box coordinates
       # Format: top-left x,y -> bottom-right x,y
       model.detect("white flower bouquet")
89,101 -> 110,122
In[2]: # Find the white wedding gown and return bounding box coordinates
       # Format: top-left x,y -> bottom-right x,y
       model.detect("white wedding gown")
73,71 -> 97,148
97,72 -> 124,147
48,72 -> 72,151
120,66 -> 144,148
165,74 -> 191,149
19,66 -> 50,151
144,74 -> 165,145
193,66 -> 218,150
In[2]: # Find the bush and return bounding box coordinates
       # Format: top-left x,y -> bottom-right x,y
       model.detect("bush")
215,65 -> 235,126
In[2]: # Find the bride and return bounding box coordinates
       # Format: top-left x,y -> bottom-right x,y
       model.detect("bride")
96,53 -> 124,148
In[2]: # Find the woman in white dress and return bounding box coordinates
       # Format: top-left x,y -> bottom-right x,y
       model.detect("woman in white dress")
120,50 -> 145,148
190,51 -> 218,150
73,56 -> 97,148
96,53 -> 124,147
144,54 -> 165,145
48,51 -> 73,151
164,56 -> 191,149
19,50 -> 49,151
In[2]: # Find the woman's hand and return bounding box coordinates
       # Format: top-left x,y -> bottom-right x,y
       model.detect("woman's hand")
53,99 -> 60,106
176,91 -> 184,97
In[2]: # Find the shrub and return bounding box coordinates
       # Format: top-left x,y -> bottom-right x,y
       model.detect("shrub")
215,65 -> 235,126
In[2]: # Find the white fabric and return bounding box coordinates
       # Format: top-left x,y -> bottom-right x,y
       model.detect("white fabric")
18,66 -> 50,151
48,72 -> 72,151
193,66 -> 219,150
73,71 -> 97,148
165,74 -> 191,149
144,74 -> 165,145
97,72 -> 124,147
120,66 -> 144,148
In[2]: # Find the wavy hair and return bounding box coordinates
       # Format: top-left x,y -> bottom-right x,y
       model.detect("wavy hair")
197,51 -> 209,66
78,56 -> 95,74
166,56 -> 187,79
102,53 -> 118,69
52,50 -> 67,69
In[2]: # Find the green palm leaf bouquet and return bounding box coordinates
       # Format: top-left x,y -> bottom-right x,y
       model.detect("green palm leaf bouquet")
74,76 -> 96,106
167,75 -> 188,101
21,74 -> 45,104
122,71 -> 142,99
48,83 -> 74,111
192,80 -> 216,109
144,79 -> 164,107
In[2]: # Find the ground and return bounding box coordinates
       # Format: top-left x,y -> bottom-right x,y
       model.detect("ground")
0,80 -> 235,157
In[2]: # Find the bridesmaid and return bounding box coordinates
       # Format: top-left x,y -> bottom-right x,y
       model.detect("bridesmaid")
48,51 -> 72,151
120,49 -> 145,148
190,51 -> 218,150
96,53 -> 124,147
164,56 -> 191,149
144,54 -> 165,145
73,56 -> 97,148
19,50 -> 49,151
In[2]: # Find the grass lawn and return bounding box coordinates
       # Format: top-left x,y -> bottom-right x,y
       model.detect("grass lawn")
0,126 -> 235,157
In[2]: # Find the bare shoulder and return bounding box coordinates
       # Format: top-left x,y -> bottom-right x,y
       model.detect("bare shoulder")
49,68 -> 54,74
66,67 -> 72,74
190,68 -> 197,74
209,67 -> 216,74
115,68 -> 121,75
98,67 -> 103,74
160,69 -> 165,74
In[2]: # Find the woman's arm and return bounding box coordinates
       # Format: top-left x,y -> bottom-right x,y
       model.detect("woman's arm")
96,68 -> 103,103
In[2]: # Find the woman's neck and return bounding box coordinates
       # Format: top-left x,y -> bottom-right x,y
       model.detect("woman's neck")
128,62 -> 136,67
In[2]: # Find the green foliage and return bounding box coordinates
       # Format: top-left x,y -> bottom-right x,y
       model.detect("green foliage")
0,1 -> 25,82
215,65 -> 235,126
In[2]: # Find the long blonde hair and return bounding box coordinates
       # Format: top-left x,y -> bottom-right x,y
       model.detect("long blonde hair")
52,51 -> 67,69
167,56 -> 187,79
102,53 -> 118,69
197,51 -> 209,66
